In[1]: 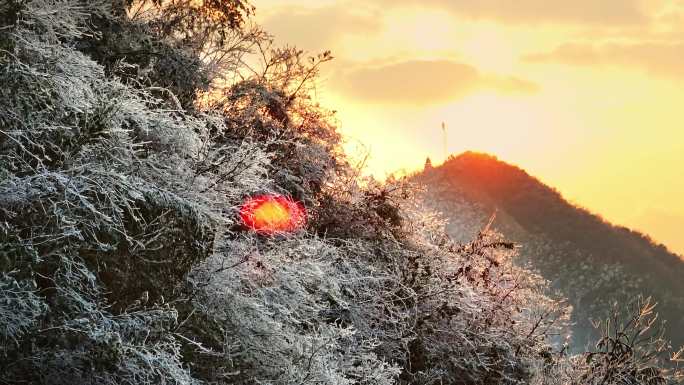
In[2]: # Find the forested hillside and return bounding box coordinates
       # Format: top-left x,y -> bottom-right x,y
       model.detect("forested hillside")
415,152 -> 684,351
0,1 -> 681,384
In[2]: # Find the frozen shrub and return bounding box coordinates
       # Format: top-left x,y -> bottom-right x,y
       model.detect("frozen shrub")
1,1 -> 678,385
0,272 -> 46,345
531,297 -> 683,385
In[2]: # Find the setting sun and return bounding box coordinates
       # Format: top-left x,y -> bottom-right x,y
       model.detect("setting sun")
240,195 -> 307,234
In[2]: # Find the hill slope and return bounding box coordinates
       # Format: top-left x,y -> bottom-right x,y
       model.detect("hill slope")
414,152 -> 684,349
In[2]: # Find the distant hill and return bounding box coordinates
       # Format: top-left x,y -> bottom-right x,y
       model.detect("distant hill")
414,151 -> 684,350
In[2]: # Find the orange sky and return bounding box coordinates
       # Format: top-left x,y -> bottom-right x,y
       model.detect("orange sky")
252,0 -> 684,256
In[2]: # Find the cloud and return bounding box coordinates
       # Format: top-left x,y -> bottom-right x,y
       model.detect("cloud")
524,42 -> 684,77
376,0 -> 647,25
261,4 -> 380,51
524,43 -> 602,66
332,60 -> 537,104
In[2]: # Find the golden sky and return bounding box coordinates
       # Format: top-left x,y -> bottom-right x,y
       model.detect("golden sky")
252,0 -> 684,255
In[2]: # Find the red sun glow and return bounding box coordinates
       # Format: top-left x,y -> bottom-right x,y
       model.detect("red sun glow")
239,195 -> 307,234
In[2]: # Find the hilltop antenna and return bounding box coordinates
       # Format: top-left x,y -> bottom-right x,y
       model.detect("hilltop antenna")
441,122 -> 447,161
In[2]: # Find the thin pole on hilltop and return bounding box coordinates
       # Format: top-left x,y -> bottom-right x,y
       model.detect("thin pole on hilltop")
442,122 -> 447,161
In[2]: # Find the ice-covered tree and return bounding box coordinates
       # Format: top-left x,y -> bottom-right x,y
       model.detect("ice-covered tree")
1,1 -> 679,385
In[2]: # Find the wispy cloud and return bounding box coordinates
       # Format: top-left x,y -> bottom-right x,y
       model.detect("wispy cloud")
524,42 -> 684,78
260,4 -> 380,51
375,0 -> 647,25
332,60 -> 537,104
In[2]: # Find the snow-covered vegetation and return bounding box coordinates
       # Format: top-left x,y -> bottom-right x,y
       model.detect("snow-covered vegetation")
0,1 -> 681,384
416,153 -> 684,357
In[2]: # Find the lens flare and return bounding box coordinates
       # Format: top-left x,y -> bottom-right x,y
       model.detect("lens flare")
239,195 -> 306,234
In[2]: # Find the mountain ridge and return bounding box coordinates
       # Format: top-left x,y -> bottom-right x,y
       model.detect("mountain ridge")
414,151 -> 684,349
424,151 -> 681,259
